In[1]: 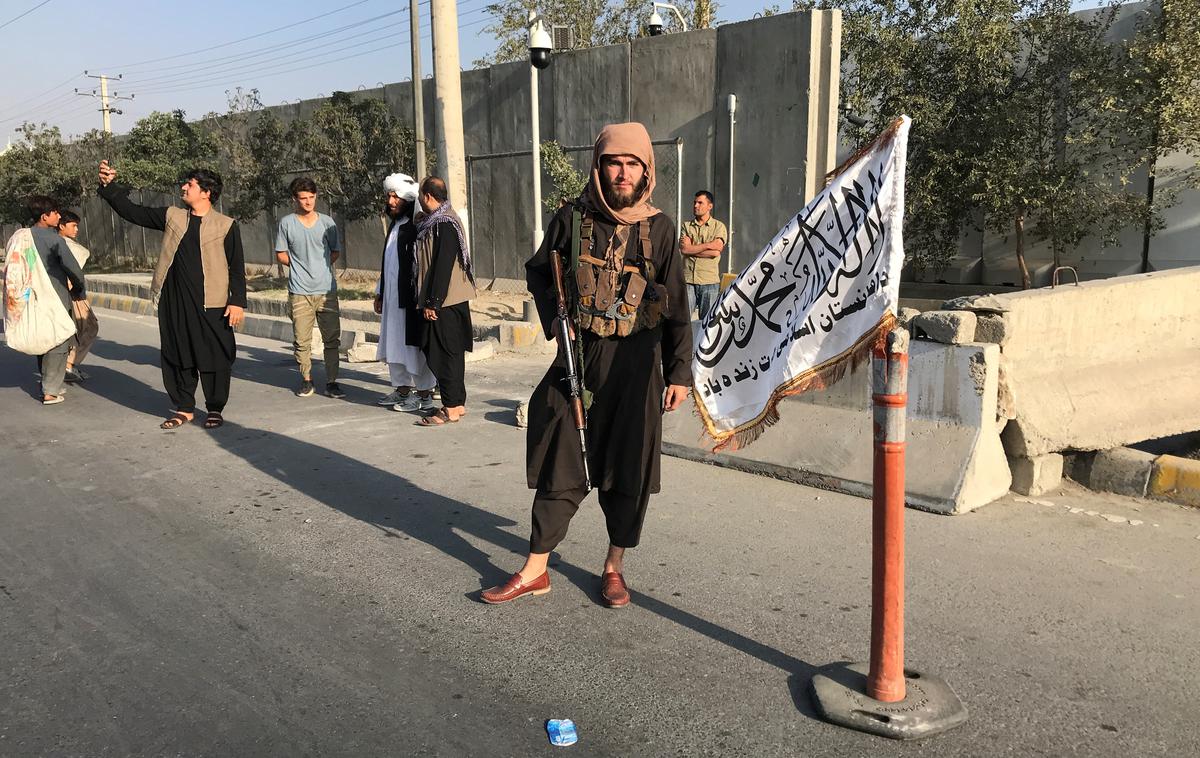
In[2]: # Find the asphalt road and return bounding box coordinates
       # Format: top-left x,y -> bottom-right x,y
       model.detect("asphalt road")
1,308 -> 1198,757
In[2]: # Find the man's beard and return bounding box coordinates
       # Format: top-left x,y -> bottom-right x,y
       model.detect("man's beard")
385,202 -> 408,219
602,174 -> 649,210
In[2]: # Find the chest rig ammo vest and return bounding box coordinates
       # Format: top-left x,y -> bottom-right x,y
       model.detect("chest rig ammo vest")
570,207 -> 669,338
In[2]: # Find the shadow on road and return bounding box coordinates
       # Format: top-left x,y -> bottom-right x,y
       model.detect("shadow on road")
88,338 -> 392,402
84,345 -> 822,719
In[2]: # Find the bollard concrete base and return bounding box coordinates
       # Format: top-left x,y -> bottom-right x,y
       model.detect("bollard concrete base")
809,662 -> 967,740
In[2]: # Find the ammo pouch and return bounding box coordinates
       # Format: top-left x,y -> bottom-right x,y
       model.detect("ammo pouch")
572,211 -> 669,338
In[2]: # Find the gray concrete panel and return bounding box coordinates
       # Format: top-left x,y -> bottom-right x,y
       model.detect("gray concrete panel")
548,43 -> 629,147
716,13 -> 821,275
630,30 -> 717,225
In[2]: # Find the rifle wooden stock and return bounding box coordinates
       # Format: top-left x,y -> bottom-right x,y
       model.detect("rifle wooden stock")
549,251 -> 592,492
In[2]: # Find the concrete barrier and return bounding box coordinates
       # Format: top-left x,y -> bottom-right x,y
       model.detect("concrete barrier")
664,340 -> 1011,514
944,267 -> 1200,458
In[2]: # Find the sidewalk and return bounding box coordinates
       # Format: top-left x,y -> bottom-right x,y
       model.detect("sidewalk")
85,273 -> 551,360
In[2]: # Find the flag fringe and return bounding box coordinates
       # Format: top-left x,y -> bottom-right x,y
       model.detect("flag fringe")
694,312 -> 897,453
824,116 -> 907,188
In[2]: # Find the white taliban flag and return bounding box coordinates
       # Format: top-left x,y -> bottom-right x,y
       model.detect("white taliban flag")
694,116 -> 911,451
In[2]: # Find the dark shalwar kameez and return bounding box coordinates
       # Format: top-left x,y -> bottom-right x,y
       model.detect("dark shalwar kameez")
525,205 -> 692,552
99,187 -> 246,413
415,222 -> 473,408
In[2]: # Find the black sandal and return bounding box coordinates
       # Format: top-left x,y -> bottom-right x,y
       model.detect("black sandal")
203,412 -> 224,429
160,412 -> 193,430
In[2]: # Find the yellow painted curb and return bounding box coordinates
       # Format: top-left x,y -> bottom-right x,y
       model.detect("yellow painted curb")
1149,454 -> 1200,508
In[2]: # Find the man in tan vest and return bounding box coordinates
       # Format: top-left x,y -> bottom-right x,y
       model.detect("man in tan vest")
98,160 -> 246,430
412,176 -> 476,427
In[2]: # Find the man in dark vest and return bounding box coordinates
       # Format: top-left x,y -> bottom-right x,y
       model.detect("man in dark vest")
98,160 -> 246,430
482,123 -> 693,608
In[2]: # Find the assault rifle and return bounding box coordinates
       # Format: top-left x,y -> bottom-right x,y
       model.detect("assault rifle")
550,250 -> 592,492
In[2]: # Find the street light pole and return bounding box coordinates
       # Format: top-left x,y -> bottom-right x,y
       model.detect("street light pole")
528,11 -> 552,251
409,0 -> 427,179
430,0 -> 469,224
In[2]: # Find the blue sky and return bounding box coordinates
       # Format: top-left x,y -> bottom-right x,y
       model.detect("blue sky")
0,0 -> 779,140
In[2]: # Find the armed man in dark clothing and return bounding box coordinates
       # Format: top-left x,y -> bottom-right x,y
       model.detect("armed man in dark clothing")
482,122 -> 693,608
97,160 -> 246,430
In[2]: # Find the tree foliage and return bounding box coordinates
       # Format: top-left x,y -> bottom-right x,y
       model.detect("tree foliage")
119,110 -> 217,192
540,140 -> 588,211
475,0 -> 717,67
789,0 -> 1197,285
0,125 -> 76,224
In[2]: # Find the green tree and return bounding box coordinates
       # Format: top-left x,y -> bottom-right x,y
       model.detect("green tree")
120,110 -> 217,193
793,0 -> 1174,287
1116,0 -> 1200,270
540,140 -> 588,211
475,0 -> 717,66
201,88 -> 266,222
0,124 -> 77,224
295,91 -> 425,266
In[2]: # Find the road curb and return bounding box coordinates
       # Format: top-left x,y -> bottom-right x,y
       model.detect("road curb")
85,277 -> 545,354
1149,455 -> 1200,508
1071,447 -> 1200,509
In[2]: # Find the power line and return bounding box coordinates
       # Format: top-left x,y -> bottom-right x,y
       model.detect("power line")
0,0 -> 53,32
122,18 -> 408,89
133,16 -> 491,100
105,0 -> 378,70
117,11 -> 407,81
0,71 -> 84,121
118,0 -> 488,82
132,11 -> 490,96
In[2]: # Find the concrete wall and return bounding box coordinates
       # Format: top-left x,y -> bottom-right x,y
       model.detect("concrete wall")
66,11 -> 840,282
945,266 -> 1200,458
663,337 -> 1011,514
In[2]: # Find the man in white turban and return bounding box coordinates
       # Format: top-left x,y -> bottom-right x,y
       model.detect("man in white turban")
374,173 -> 437,411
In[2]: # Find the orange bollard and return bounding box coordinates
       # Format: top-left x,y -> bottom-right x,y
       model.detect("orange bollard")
809,326 -> 967,739
868,329 -> 908,702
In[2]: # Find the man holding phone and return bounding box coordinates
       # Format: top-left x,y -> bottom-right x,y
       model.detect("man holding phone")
97,160 -> 247,430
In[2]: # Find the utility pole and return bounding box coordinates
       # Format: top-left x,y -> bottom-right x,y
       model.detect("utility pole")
409,0 -> 427,179
75,71 -> 134,134
429,0 -> 469,226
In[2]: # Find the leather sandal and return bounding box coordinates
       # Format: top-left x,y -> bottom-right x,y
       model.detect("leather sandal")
203,412 -> 224,429
160,411 -> 193,430
481,572 -> 551,604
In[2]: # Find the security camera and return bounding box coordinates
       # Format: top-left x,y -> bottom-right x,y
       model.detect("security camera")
529,15 -> 552,70
648,10 -> 664,35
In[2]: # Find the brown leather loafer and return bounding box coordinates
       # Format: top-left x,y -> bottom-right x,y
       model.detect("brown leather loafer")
600,571 -> 630,608
481,571 -> 550,604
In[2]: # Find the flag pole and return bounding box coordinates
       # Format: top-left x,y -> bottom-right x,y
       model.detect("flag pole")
809,325 -> 968,740
868,326 -> 908,701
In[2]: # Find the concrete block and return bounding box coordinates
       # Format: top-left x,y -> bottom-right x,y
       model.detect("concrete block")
910,310 -> 977,345
1148,455 -> 1200,508
897,307 -> 921,329
498,321 -> 545,350
984,267 -> 1200,457
996,355 -> 1017,421
664,341 -> 1012,514
1010,453 -> 1064,496
1087,448 -> 1155,498
346,336 -> 378,363
973,313 -> 1011,345
465,339 -> 497,364
515,400 -> 529,428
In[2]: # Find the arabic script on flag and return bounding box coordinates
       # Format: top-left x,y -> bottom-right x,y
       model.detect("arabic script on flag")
693,116 -> 911,451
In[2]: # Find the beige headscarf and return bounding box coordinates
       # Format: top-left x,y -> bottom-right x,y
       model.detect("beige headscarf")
579,122 -> 659,226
